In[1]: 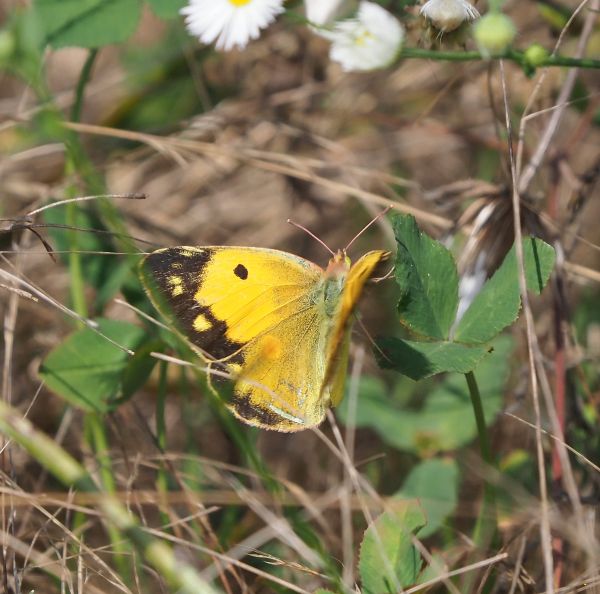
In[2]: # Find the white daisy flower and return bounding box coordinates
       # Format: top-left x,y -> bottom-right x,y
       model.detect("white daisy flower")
180,0 -> 285,51
305,0 -> 355,26
327,1 -> 404,72
420,0 -> 479,32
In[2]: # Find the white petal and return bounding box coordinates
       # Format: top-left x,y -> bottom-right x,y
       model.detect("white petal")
327,1 -> 404,71
305,0 -> 354,26
181,0 -> 285,51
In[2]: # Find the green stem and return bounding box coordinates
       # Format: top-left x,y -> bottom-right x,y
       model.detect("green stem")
65,195 -> 87,323
156,361 -> 172,528
157,361 -> 168,452
65,49 -> 99,321
399,46 -> 600,70
465,372 -> 497,550
86,413 -> 130,577
71,49 -> 98,123
67,50 -> 137,267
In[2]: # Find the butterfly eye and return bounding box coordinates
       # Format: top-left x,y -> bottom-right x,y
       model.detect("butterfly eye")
234,264 -> 248,280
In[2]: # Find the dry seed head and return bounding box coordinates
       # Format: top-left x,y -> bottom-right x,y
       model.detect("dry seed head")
420,0 -> 480,33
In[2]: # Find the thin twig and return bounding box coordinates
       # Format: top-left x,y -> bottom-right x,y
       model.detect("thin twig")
504,413 -> 600,475
515,0 -> 596,181
341,345 -> 364,589
403,553 -> 508,594
26,193 -> 146,217
499,60 -> 555,592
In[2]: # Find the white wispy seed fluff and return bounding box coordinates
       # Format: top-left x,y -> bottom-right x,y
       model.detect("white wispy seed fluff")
420,0 -> 480,32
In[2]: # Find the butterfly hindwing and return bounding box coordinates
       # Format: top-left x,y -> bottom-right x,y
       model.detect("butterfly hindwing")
228,307 -> 328,430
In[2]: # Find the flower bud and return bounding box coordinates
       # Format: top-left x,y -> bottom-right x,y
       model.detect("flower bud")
473,12 -> 516,55
524,43 -> 549,67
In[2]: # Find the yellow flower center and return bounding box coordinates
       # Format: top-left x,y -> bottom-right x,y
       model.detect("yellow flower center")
354,29 -> 373,46
229,0 -> 251,6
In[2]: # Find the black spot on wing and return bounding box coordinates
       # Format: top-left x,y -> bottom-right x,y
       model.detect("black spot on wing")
234,263 -> 248,280
141,248 -> 244,363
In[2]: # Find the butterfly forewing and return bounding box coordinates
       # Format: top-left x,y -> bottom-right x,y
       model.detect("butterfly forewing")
140,246 -> 329,430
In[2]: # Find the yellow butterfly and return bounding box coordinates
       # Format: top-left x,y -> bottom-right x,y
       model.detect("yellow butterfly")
139,243 -> 389,432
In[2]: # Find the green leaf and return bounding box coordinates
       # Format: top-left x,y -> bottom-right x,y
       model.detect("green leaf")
396,458 -> 459,538
376,338 -> 491,380
34,0 -> 142,48
341,336 -> 513,454
119,338 -> 161,402
454,237 -> 555,344
336,375 -> 393,427
0,8 -> 45,87
39,319 -> 146,412
392,214 -> 458,340
359,502 -> 425,594
537,1 -> 570,30
359,385 -> 501,455
417,553 -> 451,586
145,0 -> 186,18
523,237 -> 555,294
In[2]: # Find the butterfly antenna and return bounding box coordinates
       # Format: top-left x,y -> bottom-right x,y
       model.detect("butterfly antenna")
344,205 -> 393,252
3,217 -> 56,262
287,219 -> 335,256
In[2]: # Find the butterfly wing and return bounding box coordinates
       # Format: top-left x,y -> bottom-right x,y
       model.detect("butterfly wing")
322,250 -> 390,406
228,306 -> 331,430
140,246 -> 330,431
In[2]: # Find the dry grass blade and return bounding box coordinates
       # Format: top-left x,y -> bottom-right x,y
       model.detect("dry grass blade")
403,553 -> 509,594
499,60 -> 554,592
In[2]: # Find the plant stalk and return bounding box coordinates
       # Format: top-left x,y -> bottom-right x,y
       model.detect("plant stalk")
465,371 -> 497,550
399,47 -> 600,70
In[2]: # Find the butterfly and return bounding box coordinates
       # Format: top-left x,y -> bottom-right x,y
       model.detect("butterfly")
139,243 -> 389,432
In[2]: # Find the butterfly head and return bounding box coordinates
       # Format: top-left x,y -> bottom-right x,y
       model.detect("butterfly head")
325,249 -> 352,278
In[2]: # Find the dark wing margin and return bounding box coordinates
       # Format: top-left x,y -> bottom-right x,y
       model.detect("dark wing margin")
138,247 -> 245,363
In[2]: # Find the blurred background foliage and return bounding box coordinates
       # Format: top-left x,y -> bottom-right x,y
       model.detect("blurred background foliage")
0,0 -> 599,592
